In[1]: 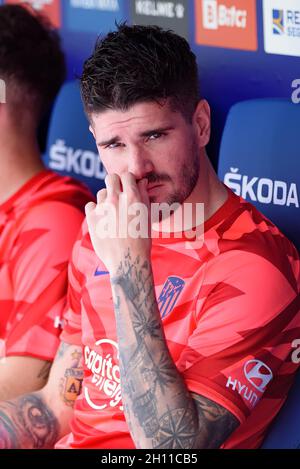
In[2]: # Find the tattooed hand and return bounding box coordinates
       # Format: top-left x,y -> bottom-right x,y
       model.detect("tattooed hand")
85,172 -> 151,274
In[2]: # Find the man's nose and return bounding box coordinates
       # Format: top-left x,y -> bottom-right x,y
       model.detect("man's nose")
126,147 -> 154,180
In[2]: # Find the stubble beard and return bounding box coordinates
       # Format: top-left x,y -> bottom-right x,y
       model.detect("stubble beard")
150,139 -> 200,224
163,139 -> 200,206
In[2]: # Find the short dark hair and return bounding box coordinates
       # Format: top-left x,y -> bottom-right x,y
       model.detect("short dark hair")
0,4 -> 65,121
80,23 -> 200,122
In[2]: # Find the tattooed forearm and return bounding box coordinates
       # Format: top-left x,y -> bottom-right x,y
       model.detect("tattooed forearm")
59,347 -> 83,407
110,250 -> 239,448
111,252 -> 166,350
0,342 -> 84,448
0,394 -> 59,448
57,341 -> 70,359
191,393 -> 239,448
0,404 -> 18,448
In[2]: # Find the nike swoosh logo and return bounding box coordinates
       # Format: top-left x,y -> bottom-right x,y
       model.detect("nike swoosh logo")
94,268 -> 109,276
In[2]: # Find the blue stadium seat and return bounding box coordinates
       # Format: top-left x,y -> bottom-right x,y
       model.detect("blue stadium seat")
218,98 -> 300,448
218,98 -> 300,251
43,80 -> 106,195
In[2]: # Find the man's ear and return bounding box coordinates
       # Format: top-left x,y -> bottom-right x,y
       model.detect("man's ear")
192,99 -> 211,148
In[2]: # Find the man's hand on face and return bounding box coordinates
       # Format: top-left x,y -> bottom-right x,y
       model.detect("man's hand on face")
85,172 -> 151,274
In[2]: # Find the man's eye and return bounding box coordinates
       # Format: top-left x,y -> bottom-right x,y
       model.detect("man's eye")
105,142 -> 122,149
148,132 -> 165,140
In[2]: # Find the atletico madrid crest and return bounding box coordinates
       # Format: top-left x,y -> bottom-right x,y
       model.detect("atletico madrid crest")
158,276 -> 185,319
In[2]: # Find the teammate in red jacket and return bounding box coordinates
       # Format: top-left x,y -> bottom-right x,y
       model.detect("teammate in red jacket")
0,4 -> 92,401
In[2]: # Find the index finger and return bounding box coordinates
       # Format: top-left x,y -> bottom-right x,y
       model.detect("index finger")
120,172 -> 138,194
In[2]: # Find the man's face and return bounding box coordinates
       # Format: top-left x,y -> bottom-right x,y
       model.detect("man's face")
90,100 -> 201,205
